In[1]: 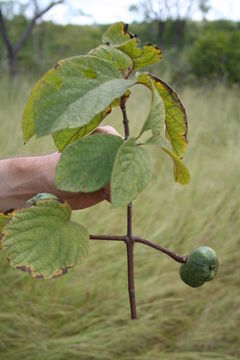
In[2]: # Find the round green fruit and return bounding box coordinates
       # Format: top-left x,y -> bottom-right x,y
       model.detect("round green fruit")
25,193 -> 58,208
179,262 -> 205,288
179,246 -> 219,288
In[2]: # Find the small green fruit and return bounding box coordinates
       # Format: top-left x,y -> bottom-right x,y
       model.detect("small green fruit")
25,193 -> 58,208
179,246 -> 219,288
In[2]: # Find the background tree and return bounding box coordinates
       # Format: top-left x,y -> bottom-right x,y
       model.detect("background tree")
199,0 -> 211,20
0,0 -> 63,76
130,0 -> 210,47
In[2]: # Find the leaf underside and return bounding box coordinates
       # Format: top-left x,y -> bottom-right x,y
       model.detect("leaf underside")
56,134 -> 124,193
111,138 -> 152,207
52,93 -> 130,152
137,73 -> 166,138
138,72 -> 188,159
52,107 -> 111,152
1,198 -> 89,279
22,55 -> 135,141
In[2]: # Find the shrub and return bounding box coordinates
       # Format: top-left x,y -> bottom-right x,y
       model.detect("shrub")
189,30 -> 240,83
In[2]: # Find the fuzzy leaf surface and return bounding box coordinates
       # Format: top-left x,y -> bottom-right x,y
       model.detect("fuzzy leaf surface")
56,134 -> 124,192
111,138 -> 152,207
22,55 -> 135,140
1,198 -> 89,279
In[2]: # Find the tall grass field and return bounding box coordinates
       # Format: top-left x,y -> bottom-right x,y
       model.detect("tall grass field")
0,75 -> 239,360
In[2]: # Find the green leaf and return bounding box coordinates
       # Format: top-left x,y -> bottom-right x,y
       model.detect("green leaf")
102,22 -> 133,45
1,197 -> 89,279
111,138 -> 152,207
118,40 -> 162,70
22,55 -> 135,140
22,68 -> 62,143
102,22 -> 162,70
52,91 -> 130,152
89,44 -> 134,75
0,213 -> 9,235
138,73 -> 188,158
52,107 -> 111,152
144,135 -> 190,185
137,73 -> 165,137
56,134 -> 124,192
161,147 -> 190,185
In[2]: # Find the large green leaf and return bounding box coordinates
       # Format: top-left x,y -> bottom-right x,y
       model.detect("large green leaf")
102,22 -> 162,70
137,73 -> 165,137
161,147 -> 190,185
0,213 -> 9,235
1,196 -> 89,279
22,68 -> 62,143
22,55 -> 135,140
138,73 -> 188,158
111,138 -> 152,207
56,134 -> 124,192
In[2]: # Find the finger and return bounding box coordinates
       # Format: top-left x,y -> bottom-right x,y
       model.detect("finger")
94,125 -> 122,138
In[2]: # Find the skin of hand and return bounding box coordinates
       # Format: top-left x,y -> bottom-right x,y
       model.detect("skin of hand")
0,126 -> 121,212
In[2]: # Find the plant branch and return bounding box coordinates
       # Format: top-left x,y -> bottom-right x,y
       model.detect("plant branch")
126,240 -> 137,319
89,234 -> 187,264
133,236 -> 187,263
127,202 -> 132,238
120,94 -> 137,319
120,95 -> 130,140
90,234 -> 126,241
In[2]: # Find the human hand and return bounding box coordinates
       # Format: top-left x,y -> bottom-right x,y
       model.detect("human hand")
42,126 -> 121,209
0,126 -> 121,212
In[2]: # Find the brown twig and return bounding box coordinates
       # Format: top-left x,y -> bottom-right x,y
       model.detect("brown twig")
90,234 -> 126,241
89,235 -> 187,264
120,94 -> 137,319
120,96 -> 130,141
133,236 -> 187,263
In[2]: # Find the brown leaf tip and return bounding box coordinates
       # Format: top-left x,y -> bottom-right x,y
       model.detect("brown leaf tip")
123,22 -> 137,39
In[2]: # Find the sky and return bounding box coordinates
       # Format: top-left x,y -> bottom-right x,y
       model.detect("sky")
29,0 -> 240,24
